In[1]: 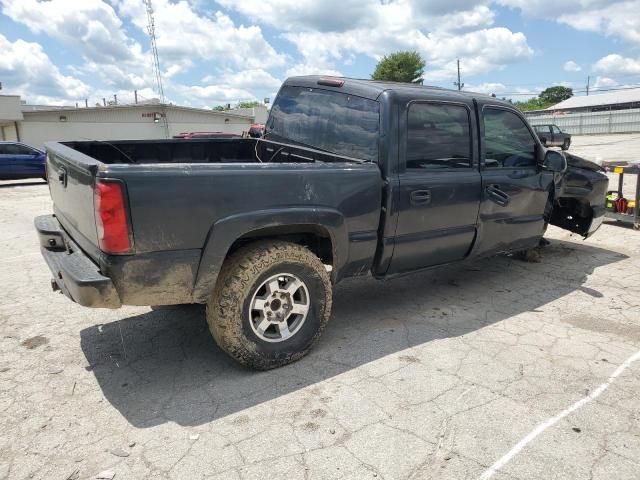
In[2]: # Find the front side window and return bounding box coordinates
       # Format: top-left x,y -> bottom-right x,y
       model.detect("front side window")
552,125 -> 562,134
405,103 -> 472,170
483,108 -> 537,168
267,86 -> 379,162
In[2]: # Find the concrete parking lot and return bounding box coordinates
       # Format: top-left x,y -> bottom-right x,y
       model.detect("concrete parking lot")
1,176 -> 640,480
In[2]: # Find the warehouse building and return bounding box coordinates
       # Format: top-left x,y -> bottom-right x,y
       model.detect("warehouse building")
0,94 -> 268,148
525,88 -> 640,135
545,88 -> 640,113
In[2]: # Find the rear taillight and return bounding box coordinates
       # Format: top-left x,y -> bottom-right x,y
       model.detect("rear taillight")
94,180 -> 133,254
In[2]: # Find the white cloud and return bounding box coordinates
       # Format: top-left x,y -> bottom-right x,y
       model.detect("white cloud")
218,0 -> 530,81
0,34 -> 90,104
174,83 -> 256,107
593,76 -> 619,88
1,0 -> 141,64
498,0 -> 640,44
113,0 -> 286,70
285,64 -> 343,78
283,26 -> 532,81
215,0 -> 376,32
203,69 -> 282,91
593,54 -> 640,76
564,60 -> 582,72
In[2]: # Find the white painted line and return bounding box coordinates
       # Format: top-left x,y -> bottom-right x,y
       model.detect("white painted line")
479,349 -> 640,480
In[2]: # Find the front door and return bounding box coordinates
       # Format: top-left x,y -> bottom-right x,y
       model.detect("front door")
473,105 -> 553,256
387,100 -> 481,274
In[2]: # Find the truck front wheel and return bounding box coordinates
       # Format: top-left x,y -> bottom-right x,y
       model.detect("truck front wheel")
207,240 -> 332,370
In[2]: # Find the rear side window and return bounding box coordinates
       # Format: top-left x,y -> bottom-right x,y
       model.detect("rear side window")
0,144 -> 34,155
267,86 -> 379,162
483,108 -> 537,168
406,103 -> 472,169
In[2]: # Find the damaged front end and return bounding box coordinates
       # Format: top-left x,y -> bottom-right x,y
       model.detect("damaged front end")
549,153 -> 608,238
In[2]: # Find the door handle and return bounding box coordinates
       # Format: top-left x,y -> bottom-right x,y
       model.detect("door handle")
485,184 -> 510,207
410,189 -> 431,205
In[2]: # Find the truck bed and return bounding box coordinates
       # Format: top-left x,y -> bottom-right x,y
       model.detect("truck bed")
61,138 -> 259,164
43,139 -> 383,306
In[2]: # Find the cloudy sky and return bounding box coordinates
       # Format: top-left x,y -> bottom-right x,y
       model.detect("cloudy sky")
1,0 -> 640,107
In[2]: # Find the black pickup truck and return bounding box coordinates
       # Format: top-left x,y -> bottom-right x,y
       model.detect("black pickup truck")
533,124 -> 572,150
36,76 -> 607,369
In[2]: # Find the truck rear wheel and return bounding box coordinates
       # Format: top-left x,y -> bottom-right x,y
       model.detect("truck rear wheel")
207,240 -> 332,370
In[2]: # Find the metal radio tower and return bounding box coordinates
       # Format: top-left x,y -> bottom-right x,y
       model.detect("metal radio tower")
144,0 -> 170,138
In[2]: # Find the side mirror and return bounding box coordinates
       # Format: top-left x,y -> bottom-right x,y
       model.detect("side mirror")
542,150 -> 567,173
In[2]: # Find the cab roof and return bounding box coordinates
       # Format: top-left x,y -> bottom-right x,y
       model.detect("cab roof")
283,75 -> 505,105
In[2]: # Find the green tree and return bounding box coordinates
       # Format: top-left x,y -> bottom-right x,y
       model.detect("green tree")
237,100 -> 262,109
213,105 -> 227,111
539,86 -> 573,105
514,97 -> 552,112
371,51 -> 425,83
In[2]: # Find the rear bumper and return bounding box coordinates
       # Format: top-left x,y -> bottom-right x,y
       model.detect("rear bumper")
35,215 -> 121,308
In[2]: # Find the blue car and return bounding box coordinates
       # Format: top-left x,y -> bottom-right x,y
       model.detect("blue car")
0,141 -> 47,180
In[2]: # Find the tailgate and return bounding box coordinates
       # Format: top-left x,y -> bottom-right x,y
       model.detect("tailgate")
45,142 -> 102,259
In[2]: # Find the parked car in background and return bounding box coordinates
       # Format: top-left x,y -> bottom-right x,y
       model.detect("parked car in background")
0,141 -> 46,180
36,76 -> 607,370
248,123 -> 265,138
533,124 -> 571,150
173,132 -> 241,139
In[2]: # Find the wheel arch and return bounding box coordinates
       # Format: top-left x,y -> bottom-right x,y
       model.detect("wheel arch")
192,208 -> 348,303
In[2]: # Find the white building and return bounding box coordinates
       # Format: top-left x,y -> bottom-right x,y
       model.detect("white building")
547,88 -> 640,113
0,95 -> 268,149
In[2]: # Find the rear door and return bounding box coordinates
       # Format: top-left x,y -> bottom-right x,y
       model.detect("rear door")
12,144 -> 44,177
387,100 -> 481,274
0,143 -> 32,177
473,104 -> 551,256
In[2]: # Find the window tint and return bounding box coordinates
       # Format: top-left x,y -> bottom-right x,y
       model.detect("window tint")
267,86 -> 379,162
0,144 -> 34,155
406,103 -> 471,169
483,109 -> 537,168
552,125 -> 561,134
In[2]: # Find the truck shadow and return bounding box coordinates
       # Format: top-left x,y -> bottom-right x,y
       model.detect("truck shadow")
80,239 -> 627,428
0,180 -> 47,188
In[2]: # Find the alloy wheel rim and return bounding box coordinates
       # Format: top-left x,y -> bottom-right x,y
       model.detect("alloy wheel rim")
249,273 -> 310,343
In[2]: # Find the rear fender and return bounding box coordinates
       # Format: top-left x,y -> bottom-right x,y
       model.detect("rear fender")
192,208 -> 347,303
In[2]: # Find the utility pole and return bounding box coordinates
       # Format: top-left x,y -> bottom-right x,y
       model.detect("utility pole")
454,59 -> 464,91
586,76 -> 590,96
134,90 -> 138,104
113,94 -> 118,105
144,0 -> 170,138
102,98 -> 106,107
85,98 -> 88,108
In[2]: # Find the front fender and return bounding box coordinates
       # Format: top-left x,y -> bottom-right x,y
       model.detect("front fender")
191,207 -> 348,303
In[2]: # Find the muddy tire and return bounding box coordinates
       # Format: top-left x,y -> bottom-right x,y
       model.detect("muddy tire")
207,240 -> 332,370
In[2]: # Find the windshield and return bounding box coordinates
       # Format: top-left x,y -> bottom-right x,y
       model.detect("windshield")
266,86 -> 380,162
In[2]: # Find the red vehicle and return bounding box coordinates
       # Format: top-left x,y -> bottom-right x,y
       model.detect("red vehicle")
173,132 -> 241,139
248,124 -> 265,138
